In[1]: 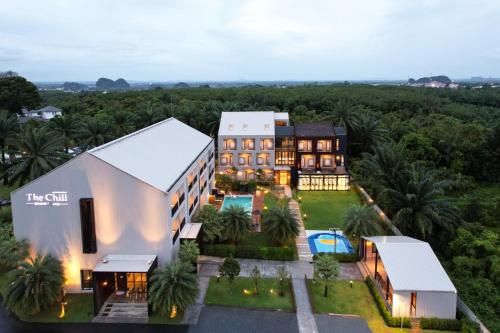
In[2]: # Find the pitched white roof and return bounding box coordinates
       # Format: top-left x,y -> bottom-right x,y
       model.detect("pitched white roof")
93,254 -> 157,272
90,118 -> 212,193
364,236 -> 456,293
219,111 -> 277,136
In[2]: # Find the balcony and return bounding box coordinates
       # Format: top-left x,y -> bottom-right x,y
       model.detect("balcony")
223,139 -> 237,150
172,218 -> 186,244
188,175 -> 198,192
171,203 -> 179,217
189,197 -> 199,215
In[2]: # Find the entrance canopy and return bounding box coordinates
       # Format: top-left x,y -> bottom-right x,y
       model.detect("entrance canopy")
180,223 -> 202,240
93,254 -> 157,273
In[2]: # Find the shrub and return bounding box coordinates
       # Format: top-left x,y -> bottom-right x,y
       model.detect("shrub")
420,317 -> 462,331
312,252 -> 359,263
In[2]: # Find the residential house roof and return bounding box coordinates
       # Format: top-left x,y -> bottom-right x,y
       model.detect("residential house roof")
218,111 -> 277,136
294,122 -> 335,137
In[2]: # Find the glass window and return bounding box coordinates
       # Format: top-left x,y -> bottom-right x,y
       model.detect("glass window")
81,270 -> 93,290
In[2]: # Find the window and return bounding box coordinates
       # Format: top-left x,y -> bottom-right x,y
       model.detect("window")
126,272 -> 147,291
335,138 -> 340,151
298,140 -> 312,152
80,198 -> 97,253
81,270 -> 93,290
223,139 -> 236,150
317,140 -> 332,152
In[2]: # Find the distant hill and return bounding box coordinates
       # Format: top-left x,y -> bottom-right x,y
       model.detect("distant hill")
96,77 -> 130,91
408,75 -> 451,84
63,82 -> 88,91
174,82 -> 190,88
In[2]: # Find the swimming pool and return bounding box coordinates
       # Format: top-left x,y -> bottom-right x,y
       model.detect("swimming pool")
221,195 -> 254,214
307,232 -> 354,254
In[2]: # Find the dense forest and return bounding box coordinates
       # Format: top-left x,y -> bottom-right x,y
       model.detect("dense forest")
0,77 -> 499,331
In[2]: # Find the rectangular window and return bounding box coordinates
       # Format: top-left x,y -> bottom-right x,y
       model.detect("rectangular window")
80,198 -> 97,253
81,269 -> 93,290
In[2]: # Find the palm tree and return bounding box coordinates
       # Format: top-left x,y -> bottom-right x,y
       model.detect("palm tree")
263,205 -> 299,245
314,254 -> 339,297
321,98 -> 359,131
48,115 -> 79,153
382,165 -> 459,239
111,111 -> 133,137
343,205 -> 383,240
350,110 -> 388,154
221,205 -> 252,244
0,110 -> 19,184
7,127 -> 65,185
148,260 -> 199,317
2,254 -> 64,316
78,117 -> 112,149
0,238 -> 29,269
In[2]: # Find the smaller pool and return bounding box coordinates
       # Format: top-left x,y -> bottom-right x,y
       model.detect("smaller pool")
307,232 -> 354,254
221,195 -> 253,214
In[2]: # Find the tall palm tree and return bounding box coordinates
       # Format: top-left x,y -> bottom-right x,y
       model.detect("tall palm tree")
48,115 -> 79,153
7,127 -> 65,185
342,205 -> 383,240
350,110 -> 388,154
263,205 -> 299,245
78,117 -> 112,149
0,110 -> 19,184
148,260 -> 199,317
2,254 -> 64,316
322,98 -> 359,131
221,205 -> 252,244
382,165 -> 459,239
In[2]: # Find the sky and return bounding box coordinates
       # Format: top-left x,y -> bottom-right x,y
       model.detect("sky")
1,0 -> 500,82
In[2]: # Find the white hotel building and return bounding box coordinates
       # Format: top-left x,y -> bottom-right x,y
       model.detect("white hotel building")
11,118 -> 215,314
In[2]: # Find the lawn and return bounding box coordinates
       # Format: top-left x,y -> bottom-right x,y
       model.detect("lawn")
18,293 -> 94,323
298,190 -> 361,230
205,277 -> 294,312
307,280 -> 454,333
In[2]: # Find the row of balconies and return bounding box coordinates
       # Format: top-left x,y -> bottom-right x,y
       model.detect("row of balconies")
222,138 -> 274,151
219,153 -> 271,167
299,155 -> 344,170
297,139 -> 341,153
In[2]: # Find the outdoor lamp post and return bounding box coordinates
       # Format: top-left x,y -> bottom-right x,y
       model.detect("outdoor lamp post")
329,227 -> 340,254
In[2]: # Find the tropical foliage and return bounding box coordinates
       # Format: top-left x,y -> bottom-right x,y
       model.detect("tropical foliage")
2,254 -> 64,316
314,254 -> 339,297
0,238 -> 29,269
221,205 -> 252,244
192,205 -> 224,243
342,205 -> 383,239
218,255 -> 241,294
148,260 -> 199,316
178,240 -> 200,266
263,205 -> 299,245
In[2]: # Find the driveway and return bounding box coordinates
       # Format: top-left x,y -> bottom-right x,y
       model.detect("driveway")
315,314 -> 371,333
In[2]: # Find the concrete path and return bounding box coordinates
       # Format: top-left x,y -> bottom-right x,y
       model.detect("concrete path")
292,278 -> 318,333
181,276 -> 210,325
289,199 -> 313,262
339,263 -> 364,280
92,302 -> 148,324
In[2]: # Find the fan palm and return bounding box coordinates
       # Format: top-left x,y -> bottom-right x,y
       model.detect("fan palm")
7,127 -> 65,185
2,254 -> 64,316
0,238 -> 29,269
382,165 -> 458,239
0,110 -> 19,184
263,205 -> 299,245
343,205 -> 383,240
221,205 -> 252,244
78,117 -> 112,149
148,260 -> 199,317
48,115 -> 79,153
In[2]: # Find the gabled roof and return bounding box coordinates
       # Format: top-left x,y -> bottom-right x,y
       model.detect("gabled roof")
34,106 -> 62,113
364,236 -> 456,292
333,126 -> 346,136
294,122 -> 335,137
90,118 -> 212,193
218,111 -> 276,136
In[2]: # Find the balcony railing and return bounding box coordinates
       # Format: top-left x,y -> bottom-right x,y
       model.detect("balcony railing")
179,193 -> 185,205
188,175 -> 198,192
189,197 -> 199,216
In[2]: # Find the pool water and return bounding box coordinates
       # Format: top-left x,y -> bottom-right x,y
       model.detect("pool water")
307,233 -> 354,254
221,195 -> 253,214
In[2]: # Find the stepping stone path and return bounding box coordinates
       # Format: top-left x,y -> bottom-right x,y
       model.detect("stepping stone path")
289,199 -> 313,262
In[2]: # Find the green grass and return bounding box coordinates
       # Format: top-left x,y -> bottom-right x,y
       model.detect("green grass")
19,294 -> 94,323
149,310 -> 184,324
298,190 -> 361,230
307,280 -> 454,333
205,277 -> 294,311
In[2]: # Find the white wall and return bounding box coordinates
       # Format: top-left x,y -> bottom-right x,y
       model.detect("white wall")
12,153 -> 171,293
392,291 -> 456,319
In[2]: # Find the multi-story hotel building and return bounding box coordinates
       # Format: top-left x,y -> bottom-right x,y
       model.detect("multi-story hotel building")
218,112 -> 349,190
11,118 -> 215,314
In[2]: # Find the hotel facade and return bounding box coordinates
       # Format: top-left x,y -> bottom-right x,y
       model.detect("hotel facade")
11,118 -> 215,313
218,111 -> 349,190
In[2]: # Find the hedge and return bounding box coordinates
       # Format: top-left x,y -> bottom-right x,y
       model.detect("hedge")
365,277 -> 478,332
203,244 -> 296,261
312,252 -> 359,263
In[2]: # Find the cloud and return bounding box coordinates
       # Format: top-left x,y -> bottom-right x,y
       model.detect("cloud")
0,0 -> 499,80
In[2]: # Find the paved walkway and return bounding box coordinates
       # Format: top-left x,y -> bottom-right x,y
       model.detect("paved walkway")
292,278 -> 318,333
92,301 -> 148,324
181,276 -> 210,325
289,199 -> 313,262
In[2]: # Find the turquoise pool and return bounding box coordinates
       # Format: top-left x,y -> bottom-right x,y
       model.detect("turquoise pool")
307,232 -> 354,254
221,195 -> 253,214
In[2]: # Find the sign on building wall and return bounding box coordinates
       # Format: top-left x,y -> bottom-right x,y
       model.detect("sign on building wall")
25,191 -> 69,206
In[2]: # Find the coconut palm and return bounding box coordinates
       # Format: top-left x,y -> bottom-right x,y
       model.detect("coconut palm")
2,254 -> 64,316
343,205 -> 383,240
221,205 -> 252,244
321,98 -> 359,131
48,115 -> 79,153
0,238 -> 29,269
350,110 -> 388,154
382,165 -> 459,239
263,205 -> 299,245
7,127 -> 65,185
0,110 -> 19,184
148,260 -> 199,317
78,117 -> 112,149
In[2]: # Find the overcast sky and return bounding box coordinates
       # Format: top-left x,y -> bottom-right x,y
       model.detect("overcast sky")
1,0 -> 500,81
